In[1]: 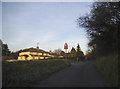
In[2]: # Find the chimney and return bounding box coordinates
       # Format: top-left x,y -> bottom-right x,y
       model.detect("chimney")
36,42 -> 39,49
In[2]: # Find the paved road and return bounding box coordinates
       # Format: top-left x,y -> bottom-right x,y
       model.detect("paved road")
34,61 -> 110,87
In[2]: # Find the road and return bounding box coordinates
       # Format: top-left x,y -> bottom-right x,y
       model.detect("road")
34,61 -> 110,87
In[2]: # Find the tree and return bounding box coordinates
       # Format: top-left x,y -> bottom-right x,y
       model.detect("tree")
0,40 -> 2,54
85,50 -> 92,60
10,51 -> 20,59
53,49 -> 62,58
2,43 -> 11,56
60,51 -> 65,57
76,44 -> 84,61
76,44 -> 81,52
1,40 -> 11,60
77,2 -> 119,57
53,49 -> 62,55
70,47 -> 76,58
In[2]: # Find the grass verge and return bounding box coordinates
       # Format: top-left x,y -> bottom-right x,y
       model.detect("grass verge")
95,54 -> 118,87
2,59 -> 71,87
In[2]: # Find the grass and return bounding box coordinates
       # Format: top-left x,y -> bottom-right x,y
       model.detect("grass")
2,59 -> 71,87
95,54 -> 118,87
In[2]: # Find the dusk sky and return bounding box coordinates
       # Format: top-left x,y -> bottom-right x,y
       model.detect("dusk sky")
2,2 -> 93,54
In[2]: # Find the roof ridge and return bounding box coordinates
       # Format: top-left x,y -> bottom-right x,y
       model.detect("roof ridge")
20,47 -> 48,53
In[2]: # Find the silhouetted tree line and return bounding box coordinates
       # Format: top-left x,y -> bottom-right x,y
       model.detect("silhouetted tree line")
69,44 -> 84,61
0,40 -> 11,57
1,38 -> 84,61
78,2 -> 119,57
1,39 -> 20,60
53,44 -> 84,61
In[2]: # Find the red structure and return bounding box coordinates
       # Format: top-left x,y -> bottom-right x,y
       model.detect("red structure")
64,43 -> 68,53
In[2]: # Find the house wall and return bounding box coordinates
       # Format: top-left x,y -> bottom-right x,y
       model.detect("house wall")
27,55 -> 33,60
38,53 -> 42,55
18,51 -> 50,60
45,57 -> 49,59
19,52 -> 30,56
40,57 -> 44,59
18,56 -> 26,60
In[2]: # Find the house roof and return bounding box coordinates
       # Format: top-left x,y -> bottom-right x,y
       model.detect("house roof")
20,47 -> 49,53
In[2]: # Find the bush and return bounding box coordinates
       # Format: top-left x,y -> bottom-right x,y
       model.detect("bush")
95,54 -> 118,87
2,59 -> 71,87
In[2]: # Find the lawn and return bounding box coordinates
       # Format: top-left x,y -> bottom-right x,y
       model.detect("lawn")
2,59 -> 71,87
95,54 -> 118,87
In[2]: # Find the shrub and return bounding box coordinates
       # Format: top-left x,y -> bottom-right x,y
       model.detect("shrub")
2,59 -> 71,87
95,54 -> 118,87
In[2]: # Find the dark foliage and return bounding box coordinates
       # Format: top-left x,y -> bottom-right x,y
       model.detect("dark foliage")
76,44 -> 84,61
77,2 -> 119,56
2,43 -> 11,56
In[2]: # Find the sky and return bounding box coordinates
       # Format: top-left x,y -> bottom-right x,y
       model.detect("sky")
2,2 -> 93,54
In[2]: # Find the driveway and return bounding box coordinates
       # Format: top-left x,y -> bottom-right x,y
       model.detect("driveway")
34,61 -> 110,87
